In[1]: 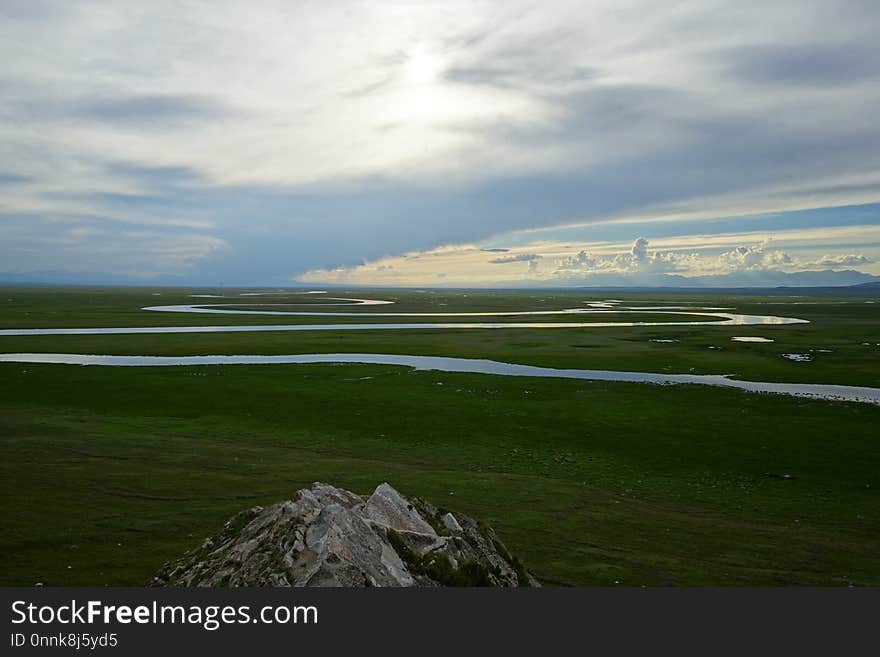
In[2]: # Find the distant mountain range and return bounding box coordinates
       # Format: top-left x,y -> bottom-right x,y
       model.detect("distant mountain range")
568,281 -> 880,297
0,270 -> 234,287
559,268 -> 880,289
1,268 -> 879,293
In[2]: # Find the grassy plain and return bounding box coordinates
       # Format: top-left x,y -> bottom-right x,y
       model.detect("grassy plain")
1,285 -> 878,586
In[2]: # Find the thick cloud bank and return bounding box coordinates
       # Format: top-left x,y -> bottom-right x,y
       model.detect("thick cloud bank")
1,1 -> 879,285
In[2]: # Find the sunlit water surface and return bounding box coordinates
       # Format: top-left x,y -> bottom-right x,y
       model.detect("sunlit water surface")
2,352 -> 878,405
3,294 -> 873,404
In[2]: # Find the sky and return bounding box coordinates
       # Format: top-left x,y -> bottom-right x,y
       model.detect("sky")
2,0 -> 880,288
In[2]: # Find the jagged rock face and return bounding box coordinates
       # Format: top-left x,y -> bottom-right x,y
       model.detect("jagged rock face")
151,482 -> 537,587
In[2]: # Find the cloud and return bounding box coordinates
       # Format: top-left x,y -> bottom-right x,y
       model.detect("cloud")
805,253 -> 873,268
2,1 -> 880,283
0,173 -> 32,185
488,252 -> 541,264
552,237 -> 871,280
565,239 -> 874,279
556,250 -> 596,270
445,62 -> 599,90
39,94 -> 237,127
552,238 -> 696,276
631,237 -> 649,262
299,221 -> 880,288
719,42 -> 880,87
717,244 -> 794,270
0,217 -> 228,279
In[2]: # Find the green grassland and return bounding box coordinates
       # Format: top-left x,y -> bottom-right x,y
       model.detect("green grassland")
1,285 -> 878,586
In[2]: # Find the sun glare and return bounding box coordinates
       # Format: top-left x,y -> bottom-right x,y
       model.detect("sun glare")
405,47 -> 444,84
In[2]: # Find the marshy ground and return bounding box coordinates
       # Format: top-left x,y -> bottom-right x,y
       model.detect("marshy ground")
1,286 -> 878,585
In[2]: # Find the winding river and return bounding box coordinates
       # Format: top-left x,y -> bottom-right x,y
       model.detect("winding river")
0,297 -> 807,337
2,292 -> 877,405
2,352 -> 879,405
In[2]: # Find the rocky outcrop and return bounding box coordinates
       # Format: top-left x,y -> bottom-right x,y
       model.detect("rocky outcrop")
150,482 -> 537,587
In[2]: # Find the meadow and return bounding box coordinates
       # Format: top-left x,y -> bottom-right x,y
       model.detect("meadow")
1,285 -> 878,585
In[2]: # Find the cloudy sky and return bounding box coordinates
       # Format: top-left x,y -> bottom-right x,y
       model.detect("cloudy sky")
2,0 -> 880,287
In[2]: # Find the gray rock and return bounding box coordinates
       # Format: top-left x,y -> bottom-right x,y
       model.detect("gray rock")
150,482 -> 537,587
441,512 -> 463,533
363,482 -> 437,536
